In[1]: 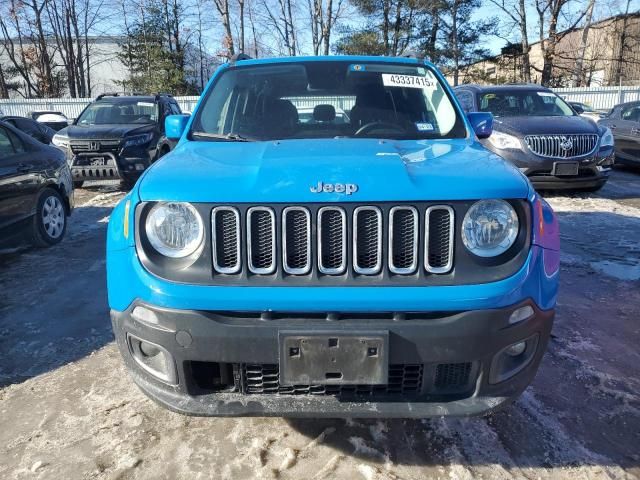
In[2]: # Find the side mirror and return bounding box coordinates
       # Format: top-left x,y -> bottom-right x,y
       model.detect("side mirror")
165,114 -> 190,140
467,112 -> 493,139
573,105 -> 584,114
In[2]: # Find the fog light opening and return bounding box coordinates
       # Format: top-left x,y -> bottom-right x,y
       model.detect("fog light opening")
126,333 -> 177,385
509,305 -> 534,325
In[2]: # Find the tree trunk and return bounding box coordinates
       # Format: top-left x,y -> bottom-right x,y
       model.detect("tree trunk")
519,0 -> 531,82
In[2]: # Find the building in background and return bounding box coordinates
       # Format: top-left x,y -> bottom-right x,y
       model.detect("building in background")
455,13 -> 640,87
0,36 -> 129,99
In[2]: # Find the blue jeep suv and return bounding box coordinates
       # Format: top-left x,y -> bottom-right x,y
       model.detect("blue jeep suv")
107,56 -> 560,417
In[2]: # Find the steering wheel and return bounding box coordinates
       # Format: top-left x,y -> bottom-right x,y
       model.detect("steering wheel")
354,122 -> 406,137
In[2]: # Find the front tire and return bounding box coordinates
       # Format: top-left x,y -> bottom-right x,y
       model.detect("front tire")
30,188 -> 67,247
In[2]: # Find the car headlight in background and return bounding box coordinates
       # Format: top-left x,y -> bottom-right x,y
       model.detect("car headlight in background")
462,199 -> 519,257
122,132 -> 154,149
145,202 -> 204,258
488,131 -> 521,150
52,134 -> 69,148
600,127 -> 614,147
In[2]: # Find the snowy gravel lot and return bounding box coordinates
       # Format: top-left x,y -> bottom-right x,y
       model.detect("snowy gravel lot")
1,171 -> 639,480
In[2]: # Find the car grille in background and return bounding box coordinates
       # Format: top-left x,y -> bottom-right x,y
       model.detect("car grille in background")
243,364 -> 424,396
524,134 -> 599,158
70,139 -> 121,154
210,205 -> 455,277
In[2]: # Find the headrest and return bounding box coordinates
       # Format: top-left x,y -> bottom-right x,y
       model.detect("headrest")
313,104 -> 336,122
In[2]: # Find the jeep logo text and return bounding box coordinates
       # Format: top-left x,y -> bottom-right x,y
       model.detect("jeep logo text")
310,181 -> 358,195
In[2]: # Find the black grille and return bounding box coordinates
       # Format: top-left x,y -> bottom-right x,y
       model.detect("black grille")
70,139 -> 120,154
212,208 -> 240,273
390,207 -> 417,273
426,207 -> 453,272
283,208 -> 310,273
354,207 -> 382,273
248,208 -> 275,273
243,364 -> 423,396
318,208 -> 346,273
434,362 -> 472,390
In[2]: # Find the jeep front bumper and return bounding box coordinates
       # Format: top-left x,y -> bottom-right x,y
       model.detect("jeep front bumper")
111,300 -> 553,417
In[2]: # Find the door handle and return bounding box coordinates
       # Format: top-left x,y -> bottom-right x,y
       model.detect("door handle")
632,128 -> 640,135
608,124 -> 617,130
16,163 -> 33,172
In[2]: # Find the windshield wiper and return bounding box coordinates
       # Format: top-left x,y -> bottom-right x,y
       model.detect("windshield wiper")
191,131 -> 254,142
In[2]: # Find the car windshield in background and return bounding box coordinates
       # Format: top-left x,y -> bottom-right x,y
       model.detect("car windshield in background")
76,100 -> 158,125
191,61 -> 466,141
479,90 -> 575,117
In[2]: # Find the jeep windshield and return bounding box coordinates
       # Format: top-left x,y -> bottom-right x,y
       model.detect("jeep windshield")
191,61 -> 466,141
76,99 -> 158,125
478,90 -> 575,118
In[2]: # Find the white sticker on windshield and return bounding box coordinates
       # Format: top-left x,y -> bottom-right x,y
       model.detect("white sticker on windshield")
416,122 -> 434,131
137,102 -> 155,107
536,92 -> 555,97
382,74 -> 436,90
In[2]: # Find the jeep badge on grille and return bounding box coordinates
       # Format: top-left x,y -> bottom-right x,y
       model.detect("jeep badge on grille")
310,181 -> 358,195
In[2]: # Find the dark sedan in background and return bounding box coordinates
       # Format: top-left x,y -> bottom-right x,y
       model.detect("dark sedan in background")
0,115 -> 56,144
0,120 -> 73,249
598,101 -> 640,167
455,84 -> 615,191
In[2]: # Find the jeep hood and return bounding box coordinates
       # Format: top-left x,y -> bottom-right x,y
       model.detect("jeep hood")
138,138 -> 530,202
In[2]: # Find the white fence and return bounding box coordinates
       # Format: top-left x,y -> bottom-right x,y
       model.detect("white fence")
554,86 -> 640,111
1,86 -> 640,119
0,96 -> 201,119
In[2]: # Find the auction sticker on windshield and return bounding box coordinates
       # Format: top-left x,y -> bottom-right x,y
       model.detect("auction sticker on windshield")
382,74 -> 436,90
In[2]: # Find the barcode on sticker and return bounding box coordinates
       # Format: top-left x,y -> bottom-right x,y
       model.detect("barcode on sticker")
382,74 -> 436,89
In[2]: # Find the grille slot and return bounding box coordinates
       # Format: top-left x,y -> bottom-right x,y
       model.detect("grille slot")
243,364 -> 423,396
389,206 -> 418,274
425,206 -> 454,273
247,207 -> 276,274
318,207 -> 347,274
524,134 -> 599,158
212,207 -> 241,274
353,206 -> 383,274
282,207 -> 311,275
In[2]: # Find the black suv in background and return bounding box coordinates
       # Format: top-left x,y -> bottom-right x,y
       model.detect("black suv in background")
454,84 -> 615,191
52,93 -> 182,188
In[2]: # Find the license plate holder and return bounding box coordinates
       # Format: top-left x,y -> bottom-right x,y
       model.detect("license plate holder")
553,162 -> 579,176
279,331 -> 389,385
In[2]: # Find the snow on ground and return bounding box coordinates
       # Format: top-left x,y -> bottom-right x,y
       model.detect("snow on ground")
0,172 -> 639,479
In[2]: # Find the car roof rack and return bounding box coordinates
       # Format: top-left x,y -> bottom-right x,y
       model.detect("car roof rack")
229,53 -> 252,64
96,92 -> 119,100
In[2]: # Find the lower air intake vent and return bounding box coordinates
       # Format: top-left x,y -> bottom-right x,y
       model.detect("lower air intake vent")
434,362 -> 472,392
243,364 -> 423,397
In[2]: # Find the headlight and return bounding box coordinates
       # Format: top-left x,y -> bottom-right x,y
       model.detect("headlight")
488,131 -> 521,150
122,133 -> 153,148
600,127 -> 614,147
462,200 -> 519,257
52,134 -> 69,148
145,202 -> 204,258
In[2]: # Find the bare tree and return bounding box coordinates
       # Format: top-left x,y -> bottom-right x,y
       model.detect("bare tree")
308,0 -> 345,55
488,0 -> 531,82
